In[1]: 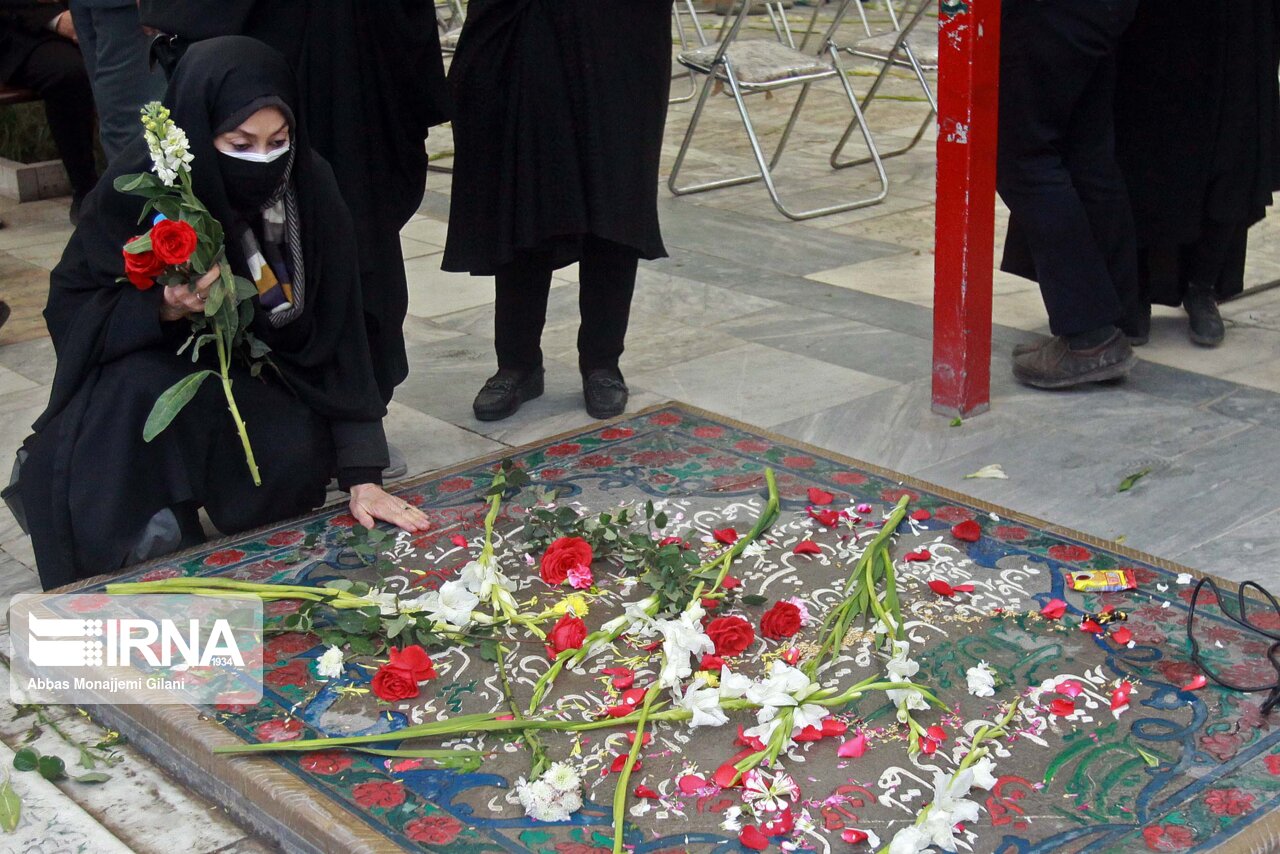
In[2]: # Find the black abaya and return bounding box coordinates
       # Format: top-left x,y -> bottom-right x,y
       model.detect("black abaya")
22,37 -> 388,589
139,0 -> 450,401
1114,0 -> 1280,303
441,0 -> 672,276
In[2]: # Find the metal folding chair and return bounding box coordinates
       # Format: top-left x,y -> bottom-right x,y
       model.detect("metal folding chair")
671,0 -> 710,105
832,0 -> 936,171
668,0 -> 888,221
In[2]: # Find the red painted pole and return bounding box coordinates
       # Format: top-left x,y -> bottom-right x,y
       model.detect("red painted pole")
931,0 -> 1001,417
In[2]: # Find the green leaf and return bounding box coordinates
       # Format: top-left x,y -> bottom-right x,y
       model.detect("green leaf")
383,615 -> 412,639
347,635 -> 376,656
11,750 -> 37,773
1117,467 -> 1152,493
1136,747 -> 1161,767
478,639 -> 500,663
654,512 -> 668,529
35,755 -> 65,782
323,579 -> 354,592
113,172 -> 163,194
0,775 -> 19,833
335,610 -> 370,634
122,234 -> 153,253
72,772 -> 110,784
741,594 -> 767,607
143,371 -> 216,442
949,417 -> 963,427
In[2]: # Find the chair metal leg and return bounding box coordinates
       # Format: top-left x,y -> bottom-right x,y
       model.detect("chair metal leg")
668,66 -> 766,197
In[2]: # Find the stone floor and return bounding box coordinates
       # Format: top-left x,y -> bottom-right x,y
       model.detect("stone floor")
3,3 -> 1280,851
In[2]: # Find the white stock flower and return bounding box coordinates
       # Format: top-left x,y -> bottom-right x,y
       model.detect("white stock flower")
315,645 -> 344,679
655,603 -> 715,689
676,683 -> 729,728
141,105 -> 193,187
966,661 -> 997,698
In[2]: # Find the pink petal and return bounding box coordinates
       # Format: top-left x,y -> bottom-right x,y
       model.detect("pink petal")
1182,674 -> 1208,692
1057,679 -> 1084,699
838,732 -> 868,758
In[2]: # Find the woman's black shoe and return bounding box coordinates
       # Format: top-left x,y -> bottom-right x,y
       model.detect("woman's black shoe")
583,368 -> 628,419
472,367 -> 545,421
1184,287 -> 1224,347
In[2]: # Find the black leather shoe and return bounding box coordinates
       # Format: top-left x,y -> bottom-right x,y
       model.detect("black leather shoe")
583,368 -> 628,420
472,367 -> 544,421
1120,303 -> 1151,346
1184,287 -> 1224,347
1012,331 -> 1136,390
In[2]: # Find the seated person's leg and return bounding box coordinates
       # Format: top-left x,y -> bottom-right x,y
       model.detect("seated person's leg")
9,40 -> 98,207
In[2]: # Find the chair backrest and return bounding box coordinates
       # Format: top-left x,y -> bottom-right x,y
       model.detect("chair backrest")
707,0 -> 858,67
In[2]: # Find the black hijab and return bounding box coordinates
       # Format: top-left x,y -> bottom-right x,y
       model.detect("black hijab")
37,36 -> 386,433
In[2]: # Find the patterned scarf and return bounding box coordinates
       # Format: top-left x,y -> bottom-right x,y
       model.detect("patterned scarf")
236,148 -> 306,328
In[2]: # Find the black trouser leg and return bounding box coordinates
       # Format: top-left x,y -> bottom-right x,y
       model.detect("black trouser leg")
11,40 -> 98,199
1186,221 -> 1247,294
996,0 -> 1139,337
494,252 -> 554,372
577,235 -> 638,374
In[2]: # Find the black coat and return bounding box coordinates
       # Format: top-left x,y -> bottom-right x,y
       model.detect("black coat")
139,0 -> 451,400
441,0 -> 672,276
0,0 -> 66,83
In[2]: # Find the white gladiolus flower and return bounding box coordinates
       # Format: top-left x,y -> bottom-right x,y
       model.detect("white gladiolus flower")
966,661 -> 997,698
888,825 -> 930,854
676,683 -> 729,728
363,589 -> 400,615
655,603 -> 715,689
426,580 -> 480,626
742,661 -> 826,744
719,668 -> 753,700
315,645 -> 344,680
970,757 -> 999,791
886,679 -> 930,713
459,557 -> 517,615
919,769 -> 982,851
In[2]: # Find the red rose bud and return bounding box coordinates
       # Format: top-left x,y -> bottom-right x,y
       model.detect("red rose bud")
807,487 -> 835,506
1040,599 -> 1068,620
760,601 -> 803,640
634,784 -> 661,800
449,534 -> 468,548
1182,674 -> 1207,692
546,614 -> 587,658
781,647 -> 801,665
927,579 -> 956,597
738,825 -> 769,851
149,218 -> 199,265
905,549 -> 932,562
808,507 -> 841,527
713,528 -> 739,545
706,615 -> 755,656
540,536 -> 593,586
951,520 -> 982,542
793,540 -> 822,556
1111,626 -> 1133,645
842,829 -> 870,845
699,654 -> 725,671
910,509 -> 932,521
720,575 -> 742,591
1050,698 -> 1076,716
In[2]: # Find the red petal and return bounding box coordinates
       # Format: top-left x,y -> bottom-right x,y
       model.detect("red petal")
906,549 -> 932,562
626,731 -> 653,747
450,535 -> 468,548
807,507 -> 842,527
714,763 -> 743,789
761,808 -> 795,836
699,654 -> 725,671
605,704 -> 634,718
1040,599 -> 1068,620
621,688 -> 647,706
634,784 -> 661,799
951,520 -> 982,542
1050,698 -> 1076,716
1080,619 -> 1103,635
609,754 -> 641,773
807,487 -> 835,506
1111,626 -> 1133,645
701,597 -> 720,610
613,674 -> 636,690
793,540 -> 822,556
739,825 -> 769,851
910,509 -> 932,521
713,528 -> 739,545
1056,679 -> 1084,698
1182,674 -> 1208,692
721,576 -> 742,590
842,829 -> 870,845
1110,683 -> 1132,711
918,735 -> 938,755
952,584 -> 975,593
821,718 -> 848,737
781,648 -> 801,665
794,725 -> 824,742
927,579 -> 956,597
677,774 -> 708,794
926,725 -> 947,743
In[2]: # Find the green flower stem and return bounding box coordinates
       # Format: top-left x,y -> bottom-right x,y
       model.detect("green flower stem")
612,686 -> 659,854
496,643 -> 549,780
215,326 -> 261,486
350,747 -> 486,761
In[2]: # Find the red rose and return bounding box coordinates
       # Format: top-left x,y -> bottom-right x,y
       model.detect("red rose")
540,536 -> 593,586
149,218 -> 199,265
706,616 -> 755,656
546,614 -> 587,658
352,780 -> 406,810
405,814 -> 463,845
122,236 -> 166,289
300,751 -> 353,775
388,644 -> 436,680
760,601 -> 803,640
371,645 -> 436,702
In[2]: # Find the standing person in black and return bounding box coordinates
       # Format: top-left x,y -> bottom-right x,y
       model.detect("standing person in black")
997,0 -> 1142,390
137,0 -> 450,407
1114,0 -> 1280,348
443,0 -> 672,422
0,0 -> 98,222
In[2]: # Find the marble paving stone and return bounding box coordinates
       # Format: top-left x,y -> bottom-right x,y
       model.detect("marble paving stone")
399,235 -> 438,261
6,239 -> 70,271
399,214 -> 449,248
630,341 -> 898,427
0,741 -> 133,854
1208,384 -> 1280,425
470,388 -> 669,448
0,367 -> 35,397
0,337 -> 55,386
383,401 -> 504,479
1172,506 -> 1280,586
1161,422 -> 1280,495
1125,359 -> 1241,407
1136,315 -> 1280,384
0,222 -> 73,253
401,316 -> 467,348
542,313 -> 747,377
403,252 -> 500,319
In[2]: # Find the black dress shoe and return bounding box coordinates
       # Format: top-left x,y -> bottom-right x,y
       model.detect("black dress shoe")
583,368 -> 628,419
1120,303 -> 1151,346
1184,287 -> 1224,347
472,367 -> 544,421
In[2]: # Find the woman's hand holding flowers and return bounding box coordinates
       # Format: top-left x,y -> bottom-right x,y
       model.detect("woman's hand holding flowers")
160,264 -> 220,322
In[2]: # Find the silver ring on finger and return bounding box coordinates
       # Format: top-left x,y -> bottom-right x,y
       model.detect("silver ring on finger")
197,293 -> 207,302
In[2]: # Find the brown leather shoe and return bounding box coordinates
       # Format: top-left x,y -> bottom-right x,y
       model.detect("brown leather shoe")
1012,331 -> 1136,389
1012,337 -> 1050,358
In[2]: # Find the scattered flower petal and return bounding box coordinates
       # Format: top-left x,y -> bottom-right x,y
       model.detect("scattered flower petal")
1080,618 -> 1103,634
1182,674 -> 1207,692
1057,679 -> 1084,699
910,509 -> 932,521
1050,698 -> 1076,716
951,520 -> 982,542
450,534 -> 468,548
634,784 -> 660,800
678,774 -> 708,794
964,463 -> 1008,479
927,579 -> 956,597
807,487 -> 835,506
808,507 -> 842,527
1040,599 -> 1068,620
739,825 -> 769,851
905,549 -> 932,563
793,540 -> 822,556
1111,626 -> 1133,646
838,731 -> 868,758
713,528 -> 739,545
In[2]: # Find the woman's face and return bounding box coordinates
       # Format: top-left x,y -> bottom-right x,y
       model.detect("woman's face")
214,106 -> 290,156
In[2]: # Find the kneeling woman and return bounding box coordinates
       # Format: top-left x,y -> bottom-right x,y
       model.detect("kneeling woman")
20,37 -> 430,590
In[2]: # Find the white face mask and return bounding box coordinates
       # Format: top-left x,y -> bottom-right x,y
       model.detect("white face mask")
219,143 -> 290,163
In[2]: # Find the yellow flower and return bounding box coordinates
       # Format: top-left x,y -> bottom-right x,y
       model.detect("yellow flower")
694,670 -> 719,689
552,594 -> 590,619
